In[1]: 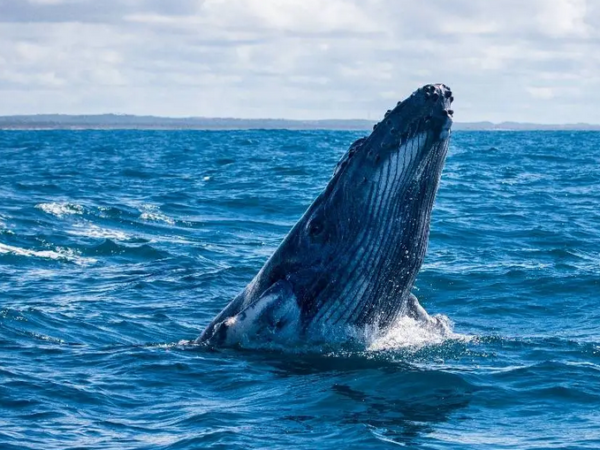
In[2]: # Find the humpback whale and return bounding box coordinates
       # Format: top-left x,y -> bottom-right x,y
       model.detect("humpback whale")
198,84 -> 454,347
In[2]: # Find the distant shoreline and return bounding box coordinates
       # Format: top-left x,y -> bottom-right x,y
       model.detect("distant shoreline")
1,114 -> 599,131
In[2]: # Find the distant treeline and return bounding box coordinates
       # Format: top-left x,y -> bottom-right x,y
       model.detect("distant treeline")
1,114 -> 599,131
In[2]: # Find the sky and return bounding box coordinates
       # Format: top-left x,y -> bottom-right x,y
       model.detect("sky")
1,0 -> 599,123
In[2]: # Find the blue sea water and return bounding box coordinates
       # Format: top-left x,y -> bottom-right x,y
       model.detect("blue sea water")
1,129 -> 599,449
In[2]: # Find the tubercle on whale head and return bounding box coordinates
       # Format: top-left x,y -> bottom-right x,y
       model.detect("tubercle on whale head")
369,84 -> 453,152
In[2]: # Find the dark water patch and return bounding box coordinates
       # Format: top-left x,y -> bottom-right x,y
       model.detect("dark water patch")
85,239 -> 170,260
120,168 -> 155,179
14,182 -> 64,193
215,157 -> 237,166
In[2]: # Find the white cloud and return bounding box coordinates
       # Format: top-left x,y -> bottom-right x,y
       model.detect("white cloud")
535,0 -> 589,37
0,0 -> 599,123
527,87 -> 555,100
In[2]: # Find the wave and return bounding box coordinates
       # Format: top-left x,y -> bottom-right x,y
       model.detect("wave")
138,204 -> 175,225
85,239 -> 170,260
35,202 -> 84,217
0,243 -> 96,265
68,223 -> 130,241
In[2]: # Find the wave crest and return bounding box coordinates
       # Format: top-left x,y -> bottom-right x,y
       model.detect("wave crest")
36,202 -> 84,217
0,243 -> 96,265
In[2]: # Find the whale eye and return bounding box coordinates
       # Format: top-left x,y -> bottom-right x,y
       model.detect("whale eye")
308,218 -> 324,236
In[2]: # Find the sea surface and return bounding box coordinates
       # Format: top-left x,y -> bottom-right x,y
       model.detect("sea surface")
1,129 -> 599,449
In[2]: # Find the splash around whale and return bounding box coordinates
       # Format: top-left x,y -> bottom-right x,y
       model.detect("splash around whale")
198,84 -> 455,349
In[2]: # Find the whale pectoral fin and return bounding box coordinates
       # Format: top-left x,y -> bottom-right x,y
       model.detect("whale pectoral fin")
217,280 -> 300,345
406,293 -> 432,322
406,293 -> 450,333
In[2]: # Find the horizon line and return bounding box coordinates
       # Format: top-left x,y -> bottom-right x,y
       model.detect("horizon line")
1,114 -> 600,131
1,113 -> 599,127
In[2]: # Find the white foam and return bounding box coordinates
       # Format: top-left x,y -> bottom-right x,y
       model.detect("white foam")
366,315 -> 467,352
68,223 -> 130,240
138,205 -> 175,225
0,243 -> 96,265
36,202 -> 84,217
140,212 -> 175,224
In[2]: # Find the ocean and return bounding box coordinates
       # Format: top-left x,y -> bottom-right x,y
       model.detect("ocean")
1,129 -> 599,449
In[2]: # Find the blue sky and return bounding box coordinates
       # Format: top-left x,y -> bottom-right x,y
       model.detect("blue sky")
1,0 -> 598,123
